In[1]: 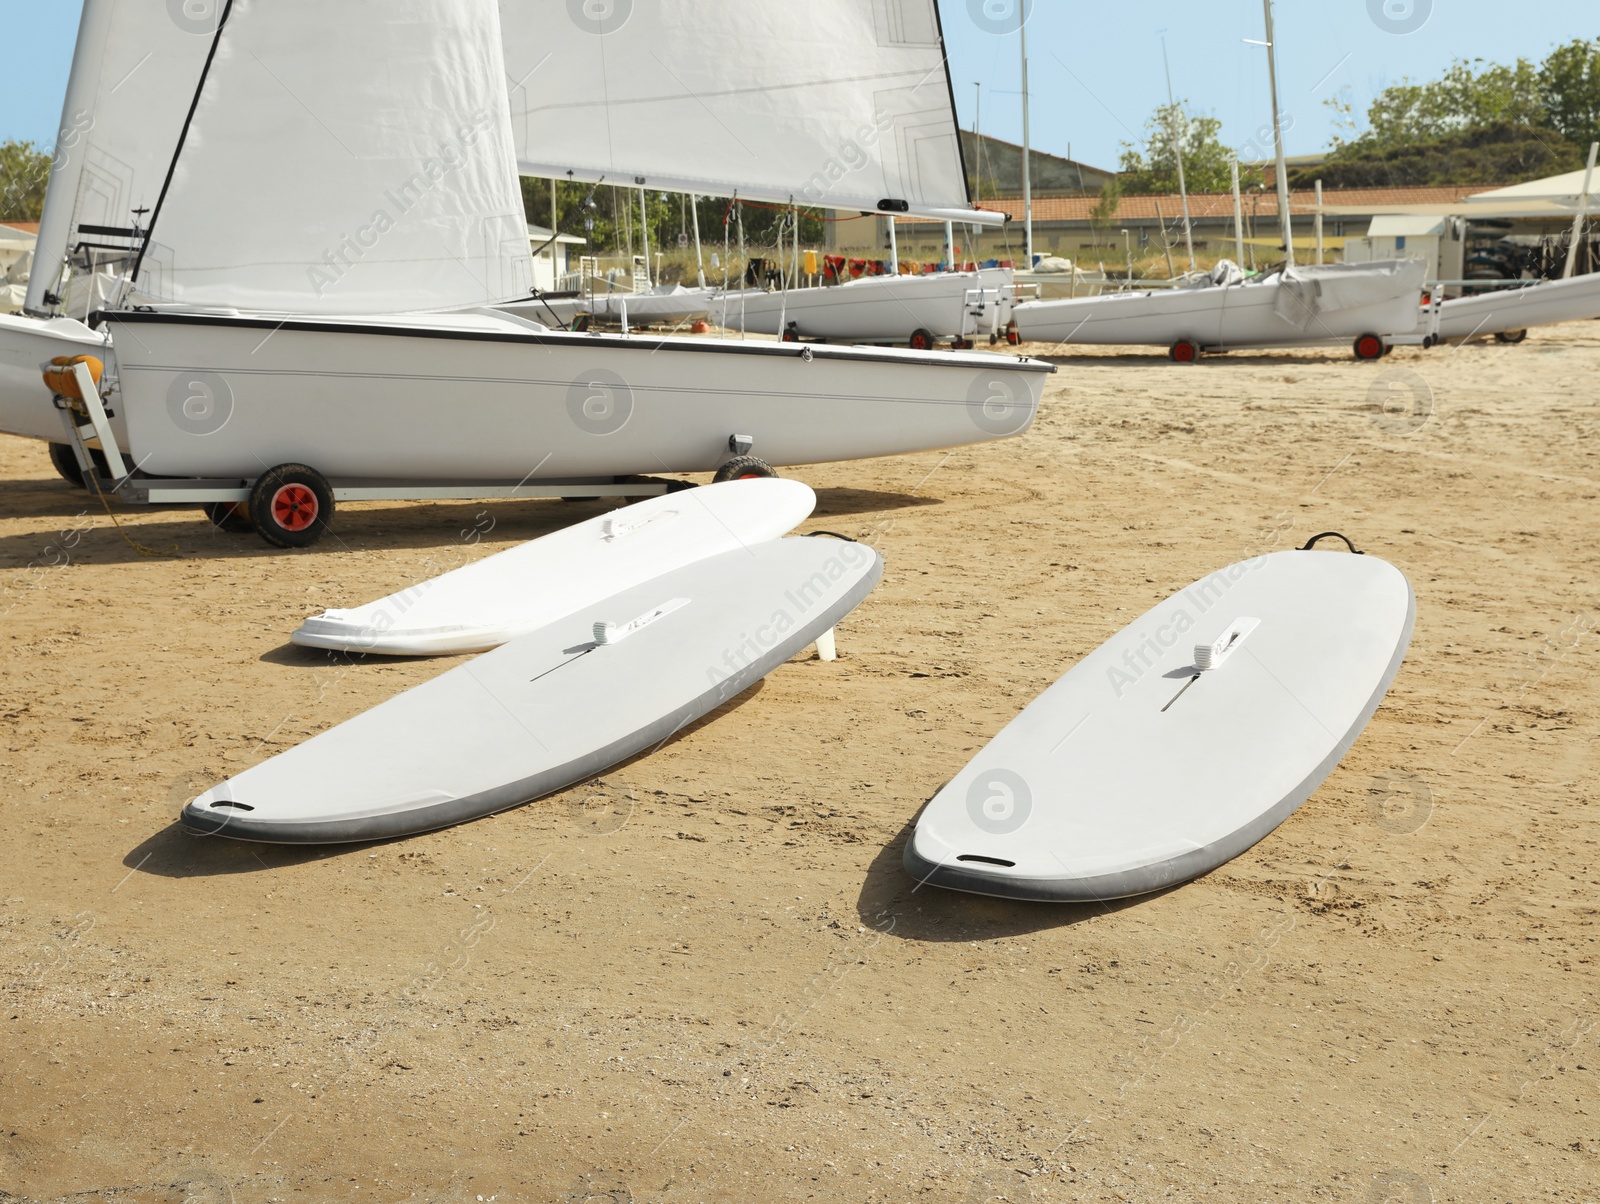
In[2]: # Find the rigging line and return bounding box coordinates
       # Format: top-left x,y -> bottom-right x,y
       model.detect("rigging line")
131,0 -> 237,285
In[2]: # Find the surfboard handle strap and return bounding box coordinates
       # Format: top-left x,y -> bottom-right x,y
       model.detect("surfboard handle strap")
1297,531 -> 1364,555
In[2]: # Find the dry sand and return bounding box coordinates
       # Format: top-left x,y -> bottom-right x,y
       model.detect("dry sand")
0,323 -> 1596,1203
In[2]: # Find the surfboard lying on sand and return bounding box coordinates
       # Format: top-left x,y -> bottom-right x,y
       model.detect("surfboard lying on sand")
291,478 -> 817,656
904,541 -> 1415,902
185,536 -> 881,843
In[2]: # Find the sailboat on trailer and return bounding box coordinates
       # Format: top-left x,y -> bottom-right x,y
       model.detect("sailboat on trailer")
0,0 -> 211,447
1010,0 -> 1426,361
97,0 -> 1049,499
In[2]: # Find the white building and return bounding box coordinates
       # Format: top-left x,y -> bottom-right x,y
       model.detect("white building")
527,223 -> 586,292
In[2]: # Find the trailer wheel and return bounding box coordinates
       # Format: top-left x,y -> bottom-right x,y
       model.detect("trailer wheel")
1353,333 -> 1385,360
712,455 -> 778,483
48,442 -> 109,489
781,324 -> 800,343
951,336 -> 974,350
908,329 -> 934,351
1494,328 -> 1528,344
203,502 -> 255,534
1168,339 -> 1200,364
250,463 -> 333,548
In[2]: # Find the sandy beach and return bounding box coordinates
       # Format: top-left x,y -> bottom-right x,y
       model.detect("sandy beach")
1,322 -> 1596,1202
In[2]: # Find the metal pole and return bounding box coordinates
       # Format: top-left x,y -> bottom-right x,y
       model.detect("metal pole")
1019,6 -> 1033,267
1161,36 -> 1196,274
1231,158 -> 1246,265
1314,178 -> 1325,264
1154,199 -> 1176,278
973,83 -> 983,203
944,220 -> 954,271
550,178 -> 558,285
1563,140 -> 1598,279
1262,0 -> 1294,265
691,193 -> 705,287
887,215 -> 899,273
793,201 -> 800,288
638,186 -> 651,288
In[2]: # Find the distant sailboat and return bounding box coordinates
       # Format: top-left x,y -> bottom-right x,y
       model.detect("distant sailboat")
1010,0 -> 1426,360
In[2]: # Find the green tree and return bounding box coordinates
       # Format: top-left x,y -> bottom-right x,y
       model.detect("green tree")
1539,39 -> 1600,149
1088,177 -> 1121,232
1291,121 -> 1584,188
0,140 -> 51,222
1360,58 -> 1546,148
1118,102 -> 1260,193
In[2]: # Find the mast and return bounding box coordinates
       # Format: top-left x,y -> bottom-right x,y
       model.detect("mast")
1314,178 -> 1325,264
638,186 -> 651,287
1231,157 -> 1245,265
549,178 -> 559,286
973,82 -> 982,202
1261,0 -> 1294,265
1161,36 -> 1196,274
1563,140 -> 1598,279
690,193 -> 705,287
1019,6 -> 1033,266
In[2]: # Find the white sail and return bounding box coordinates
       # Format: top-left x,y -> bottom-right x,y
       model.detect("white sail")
134,0 -> 533,314
25,0 -> 214,316
499,0 -> 998,224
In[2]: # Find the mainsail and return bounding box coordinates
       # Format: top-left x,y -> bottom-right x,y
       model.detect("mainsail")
25,0 -> 214,316
499,0 -> 999,224
133,0 -> 533,313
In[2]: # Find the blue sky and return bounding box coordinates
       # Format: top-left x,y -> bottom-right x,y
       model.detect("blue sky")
2,2 -> 1594,170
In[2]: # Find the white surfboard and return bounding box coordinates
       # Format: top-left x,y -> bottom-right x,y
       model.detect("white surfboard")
291,478 -> 816,655
185,536 -> 881,843
905,542 -> 1415,901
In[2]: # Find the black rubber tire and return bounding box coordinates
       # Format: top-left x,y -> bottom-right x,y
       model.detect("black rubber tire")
908,328 -> 934,351
712,455 -> 778,483
203,501 -> 255,534
1494,328 -> 1528,344
249,463 -> 333,548
1353,333 -> 1386,360
48,442 -> 108,488
1168,339 -> 1200,363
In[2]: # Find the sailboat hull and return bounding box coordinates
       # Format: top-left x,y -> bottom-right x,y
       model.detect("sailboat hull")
1435,273 -> 1600,340
0,313 -> 121,443
713,270 -> 1013,344
502,288 -> 717,328
1013,268 -> 1422,350
104,310 -> 1050,479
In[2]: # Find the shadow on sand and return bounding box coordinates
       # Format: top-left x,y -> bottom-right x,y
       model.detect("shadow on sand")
121,679 -> 770,878
852,807 -> 1174,941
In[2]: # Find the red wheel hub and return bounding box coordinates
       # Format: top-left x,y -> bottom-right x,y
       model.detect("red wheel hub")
271,483 -> 319,531
1172,341 -> 1197,363
1357,336 -> 1382,359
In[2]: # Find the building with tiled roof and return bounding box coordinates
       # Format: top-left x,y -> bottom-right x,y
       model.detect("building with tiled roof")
827,186 -> 1498,271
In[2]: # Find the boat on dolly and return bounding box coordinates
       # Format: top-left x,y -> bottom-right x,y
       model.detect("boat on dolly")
1012,259 -> 1429,361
